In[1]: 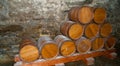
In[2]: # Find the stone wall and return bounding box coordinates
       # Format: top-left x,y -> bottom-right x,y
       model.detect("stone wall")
0,0 -> 120,60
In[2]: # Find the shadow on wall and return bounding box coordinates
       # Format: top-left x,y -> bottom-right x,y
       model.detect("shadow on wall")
65,56 -> 120,66
0,61 -> 14,66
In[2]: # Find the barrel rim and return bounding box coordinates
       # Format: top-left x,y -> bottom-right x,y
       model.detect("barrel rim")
19,38 -> 37,49
19,42 -> 36,49
59,40 -> 76,56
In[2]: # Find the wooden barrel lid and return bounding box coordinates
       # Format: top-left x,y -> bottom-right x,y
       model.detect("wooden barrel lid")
78,6 -> 93,24
20,45 -> 39,62
77,39 -> 91,53
85,23 -> 99,39
61,41 -> 76,56
41,43 -> 58,59
105,37 -> 116,49
38,36 -> 58,59
94,8 -> 106,24
100,23 -> 112,37
68,23 -> 83,40
54,35 -> 76,56
92,38 -> 104,50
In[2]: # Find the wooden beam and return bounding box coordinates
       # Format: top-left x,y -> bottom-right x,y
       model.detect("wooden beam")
14,49 -> 116,66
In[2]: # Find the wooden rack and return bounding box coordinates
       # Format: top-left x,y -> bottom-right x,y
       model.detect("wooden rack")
14,49 -> 116,66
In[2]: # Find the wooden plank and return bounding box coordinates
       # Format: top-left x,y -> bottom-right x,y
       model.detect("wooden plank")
14,49 -> 116,66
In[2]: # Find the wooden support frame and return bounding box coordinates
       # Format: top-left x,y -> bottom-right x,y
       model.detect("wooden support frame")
14,49 -> 116,66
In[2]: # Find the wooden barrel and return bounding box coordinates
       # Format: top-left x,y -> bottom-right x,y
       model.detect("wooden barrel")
75,37 -> 91,53
78,6 -> 93,24
68,7 -> 80,22
105,36 -> 116,49
91,37 -> 104,50
38,36 -> 58,59
54,35 -> 76,56
60,21 -> 83,40
19,38 -> 39,62
68,6 -> 93,24
85,23 -> 99,39
100,23 -> 112,37
94,8 -> 106,24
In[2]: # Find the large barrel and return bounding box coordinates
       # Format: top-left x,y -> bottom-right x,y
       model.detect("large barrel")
100,23 -> 112,37
68,6 -> 93,24
85,23 -> 99,39
54,35 -> 76,56
91,37 -> 104,51
94,8 -> 106,24
105,36 -> 116,49
75,37 -> 91,53
19,38 -> 39,62
78,6 -> 93,24
38,36 -> 58,59
60,21 -> 83,40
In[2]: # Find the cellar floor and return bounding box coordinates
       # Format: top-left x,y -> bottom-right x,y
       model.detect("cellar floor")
65,56 -> 120,66
0,56 -> 120,66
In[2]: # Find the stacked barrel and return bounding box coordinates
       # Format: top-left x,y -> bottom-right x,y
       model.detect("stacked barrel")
18,6 -> 117,62
19,36 -> 59,62
61,6 -> 116,53
67,6 -> 116,51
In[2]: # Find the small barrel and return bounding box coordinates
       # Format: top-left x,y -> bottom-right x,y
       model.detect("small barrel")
68,6 -> 93,24
91,37 -> 104,51
60,21 -> 83,40
85,23 -> 99,39
54,35 -> 76,56
75,37 -> 91,53
94,8 -> 106,24
38,36 -> 58,59
105,36 -> 116,49
19,38 -> 39,62
100,23 -> 112,37
78,6 -> 93,24
68,7 -> 80,22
